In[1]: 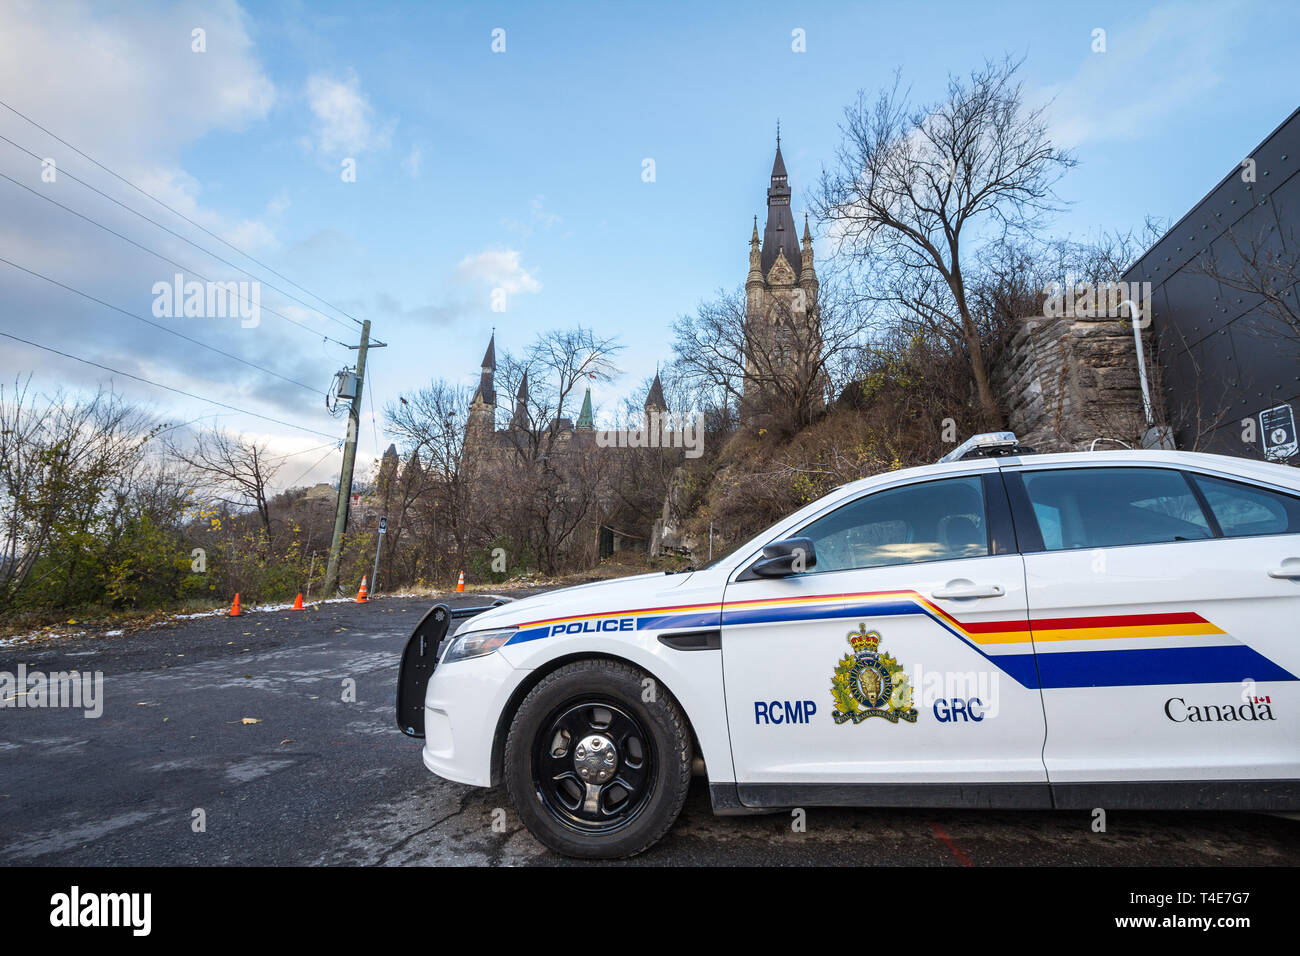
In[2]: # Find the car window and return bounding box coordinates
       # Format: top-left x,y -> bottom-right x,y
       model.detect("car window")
1019,467 -> 1211,551
1031,501 -> 1064,550
799,476 -> 989,572
1191,474 -> 1300,537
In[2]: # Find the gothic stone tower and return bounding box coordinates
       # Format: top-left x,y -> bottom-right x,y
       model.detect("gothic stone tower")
466,333 -> 497,457
743,133 -> 823,427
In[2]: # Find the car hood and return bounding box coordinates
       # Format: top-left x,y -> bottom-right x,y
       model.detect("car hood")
456,570 -> 707,632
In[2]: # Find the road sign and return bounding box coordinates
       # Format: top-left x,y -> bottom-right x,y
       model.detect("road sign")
1259,404 -> 1298,460
378,516 -> 388,534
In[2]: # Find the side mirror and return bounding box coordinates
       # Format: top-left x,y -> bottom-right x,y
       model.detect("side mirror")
746,537 -> 817,579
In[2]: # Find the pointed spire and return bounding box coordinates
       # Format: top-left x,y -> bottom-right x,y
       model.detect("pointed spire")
403,447 -> 423,477
576,387 -> 594,429
762,128 -> 799,276
472,331 -> 497,407
771,142 -> 788,180
644,372 -> 667,413
800,214 -> 818,288
751,215 -> 760,246
510,371 -> 529,430
771,121 -> 788,181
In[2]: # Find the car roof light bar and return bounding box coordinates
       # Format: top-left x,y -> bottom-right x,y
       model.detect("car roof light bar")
938,431 -> 1023,464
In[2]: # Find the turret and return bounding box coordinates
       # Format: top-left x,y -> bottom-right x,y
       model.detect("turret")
800,214 -> 819,301
510,371 -> 530,431
644,371 -> 667,436
466,332 -> 498,453
576,387 -> 594,430
746,217 -> 764,314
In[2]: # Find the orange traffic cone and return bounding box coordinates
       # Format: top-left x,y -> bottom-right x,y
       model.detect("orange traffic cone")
229,593 -> 242,616
292,593 -> 304,610
456,571 -> 465,593
356,576 -> 368,603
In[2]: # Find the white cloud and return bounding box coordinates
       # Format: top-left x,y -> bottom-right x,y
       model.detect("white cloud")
1035,2 -> 1244,150
454,249 -> 542,295
0,1 -> 332,435
0,0 -> 274,160
305,72 -> 391,156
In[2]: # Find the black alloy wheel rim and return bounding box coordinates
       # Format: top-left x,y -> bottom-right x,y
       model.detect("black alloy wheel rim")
532,698 -> 657,834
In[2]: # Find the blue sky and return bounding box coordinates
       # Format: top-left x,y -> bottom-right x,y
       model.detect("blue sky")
1,0 -> 1297,487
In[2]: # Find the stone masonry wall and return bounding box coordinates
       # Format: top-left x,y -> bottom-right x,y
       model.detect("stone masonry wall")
995,314 -> 1165,453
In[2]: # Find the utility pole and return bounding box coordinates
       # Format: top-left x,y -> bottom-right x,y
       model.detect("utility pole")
322,319 -> 386,596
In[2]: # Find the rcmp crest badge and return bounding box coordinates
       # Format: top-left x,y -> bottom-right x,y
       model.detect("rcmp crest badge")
830,624 -> 918,724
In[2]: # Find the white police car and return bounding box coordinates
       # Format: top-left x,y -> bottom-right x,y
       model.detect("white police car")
396,434 -> 1300,858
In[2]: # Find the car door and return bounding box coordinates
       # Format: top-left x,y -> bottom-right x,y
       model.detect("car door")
720,470 -> 1050,807
1002,462 -> 1300,801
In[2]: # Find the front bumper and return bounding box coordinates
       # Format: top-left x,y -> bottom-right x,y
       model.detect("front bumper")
420,650 -> 526,788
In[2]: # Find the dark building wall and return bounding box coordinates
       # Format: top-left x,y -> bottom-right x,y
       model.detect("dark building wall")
1122,106 -> 1300,459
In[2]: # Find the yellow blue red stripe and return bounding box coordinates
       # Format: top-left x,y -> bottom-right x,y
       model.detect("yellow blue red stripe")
504,589 -> 1294,689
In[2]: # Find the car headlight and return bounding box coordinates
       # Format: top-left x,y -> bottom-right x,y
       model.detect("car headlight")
441,627 -> 515,663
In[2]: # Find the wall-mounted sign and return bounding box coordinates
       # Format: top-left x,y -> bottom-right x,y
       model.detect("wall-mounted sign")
1259,404 -> 1298,460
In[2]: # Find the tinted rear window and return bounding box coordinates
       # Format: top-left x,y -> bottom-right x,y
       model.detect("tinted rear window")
1191,474 -> 1300,537
1019,467 -> 1212,551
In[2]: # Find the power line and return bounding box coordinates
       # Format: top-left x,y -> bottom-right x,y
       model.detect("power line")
0,96 -> 366,330
0,254 -> 323,396
0,169 -> 353,348
281,445 -> 340,490
0,329 -> 340,440
270,440 -> 340,464
0,132 -> 362,336
153,413 -> 231,439
367,365 -> 381,459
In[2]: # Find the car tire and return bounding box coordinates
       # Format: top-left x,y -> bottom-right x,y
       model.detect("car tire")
503,659 -> 692,859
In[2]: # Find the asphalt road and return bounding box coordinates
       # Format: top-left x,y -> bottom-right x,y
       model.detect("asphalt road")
2,595 -> 1298,867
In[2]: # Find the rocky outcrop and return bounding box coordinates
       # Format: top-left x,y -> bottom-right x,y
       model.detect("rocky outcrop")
995,314 -> 1167,452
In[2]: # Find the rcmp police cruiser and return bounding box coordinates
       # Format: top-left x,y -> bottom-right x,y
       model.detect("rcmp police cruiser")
397,433 -> 1300,858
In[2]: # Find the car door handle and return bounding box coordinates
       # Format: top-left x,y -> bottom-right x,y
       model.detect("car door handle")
931,582 -> 1005,599
1267,567 -> 1300,580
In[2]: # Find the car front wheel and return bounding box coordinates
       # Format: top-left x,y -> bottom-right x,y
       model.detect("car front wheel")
503,659 -> 692,859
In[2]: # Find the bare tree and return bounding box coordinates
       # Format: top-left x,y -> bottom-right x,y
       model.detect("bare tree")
383,380 -> 475,579
496,327 -> 623,458
672,281 -> 862,433
165,428 -> 282,538
474,328 -> 625,574
814,56 -> 1076,427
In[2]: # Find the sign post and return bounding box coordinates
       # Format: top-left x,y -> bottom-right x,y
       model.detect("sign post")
371,516 -> 388,595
